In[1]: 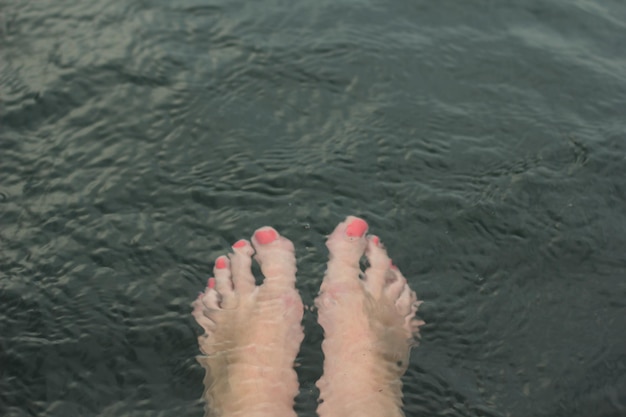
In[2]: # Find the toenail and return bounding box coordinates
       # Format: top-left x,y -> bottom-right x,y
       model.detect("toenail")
345,218 -> 368,238
215,257 -> 228,269
232,239 -> 247,249
207,277 -> 216,289
390,259 -> 398,270
371,236 -> 380,246
254,228 -> 278,245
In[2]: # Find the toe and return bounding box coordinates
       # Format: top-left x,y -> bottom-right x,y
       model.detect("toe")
213,255 -> 236,308
406,293 -> 425,345
384,267 -> 407,301
204,278 -> 221,309
251,227 -> 297,288
323,216 -> 368,287
363,235 -> 394,295
192,291 -> 218,334
229,239 -> 256,294
408,316 -> 426,344
396,283 -> 413,317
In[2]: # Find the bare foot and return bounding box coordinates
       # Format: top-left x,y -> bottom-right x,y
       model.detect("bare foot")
192,227 -> 304,417
315,216 -> 423,417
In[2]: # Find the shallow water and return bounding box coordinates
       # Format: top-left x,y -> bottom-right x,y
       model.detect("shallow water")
1,0 -> 625,416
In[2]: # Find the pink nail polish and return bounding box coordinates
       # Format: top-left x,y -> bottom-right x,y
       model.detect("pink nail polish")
371,236 -> 380,246
232,240 -> 247,249
215,257 -> 227,269
207,277 -> 216,289
345,218 -> 368,238
255,229 -> 278,245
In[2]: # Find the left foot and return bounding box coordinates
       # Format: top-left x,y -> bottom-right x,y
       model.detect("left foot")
192,227 -> 304,417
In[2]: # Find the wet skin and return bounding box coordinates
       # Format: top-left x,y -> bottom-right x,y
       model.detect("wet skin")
192,216 -> 423,417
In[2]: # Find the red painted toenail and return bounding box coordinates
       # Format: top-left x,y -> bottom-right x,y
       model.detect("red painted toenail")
255,229 -> 278,245
207,277 -> 216,289
371,236 -> 380,246
345,218 -> 368,238
215,257 -> 227,269
232,240 -> 247,249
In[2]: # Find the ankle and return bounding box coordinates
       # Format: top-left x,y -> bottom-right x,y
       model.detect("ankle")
317,368 -> 405,417
219,402 -> 297,417
200,360 -> 299,417
318,388 -> 405,417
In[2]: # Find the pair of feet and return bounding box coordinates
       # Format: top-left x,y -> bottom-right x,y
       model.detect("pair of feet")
191,216 -> 423,417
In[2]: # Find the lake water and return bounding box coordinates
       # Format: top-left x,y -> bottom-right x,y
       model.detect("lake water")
1,0 -> 625,416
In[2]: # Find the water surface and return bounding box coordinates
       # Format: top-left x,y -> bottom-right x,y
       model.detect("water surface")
1,0 -> 625,416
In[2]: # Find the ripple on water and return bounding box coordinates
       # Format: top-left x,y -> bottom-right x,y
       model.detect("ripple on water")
1,0 -> 626,416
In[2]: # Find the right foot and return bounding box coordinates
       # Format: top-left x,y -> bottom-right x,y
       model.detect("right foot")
192,227 -> 304,417
315,216 -> 423,417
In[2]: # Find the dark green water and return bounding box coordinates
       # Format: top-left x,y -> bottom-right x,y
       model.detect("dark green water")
1,0 -> 625,416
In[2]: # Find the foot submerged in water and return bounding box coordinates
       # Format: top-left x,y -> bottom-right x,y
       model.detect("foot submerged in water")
315,216 -> 423,417
191,217 -> 423,417
192,227 -> 304,417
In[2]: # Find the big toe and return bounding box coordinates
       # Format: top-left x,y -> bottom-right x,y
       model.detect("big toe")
251,227 -> 297,288
322,216 -> 369,288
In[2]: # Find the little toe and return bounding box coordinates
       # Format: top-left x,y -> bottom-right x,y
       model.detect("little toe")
406,292 -> 424,343
363,235 -> 394,295
408,316 -> 426,343
229,239 -> 256,294
192,291 -> 218,334
408,291 -> 423,318
323,216 -> 369,287
213,255 -> 236,308
251,227 -> 297,288
204,278 -> 222,308
202,278 -> 221,309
